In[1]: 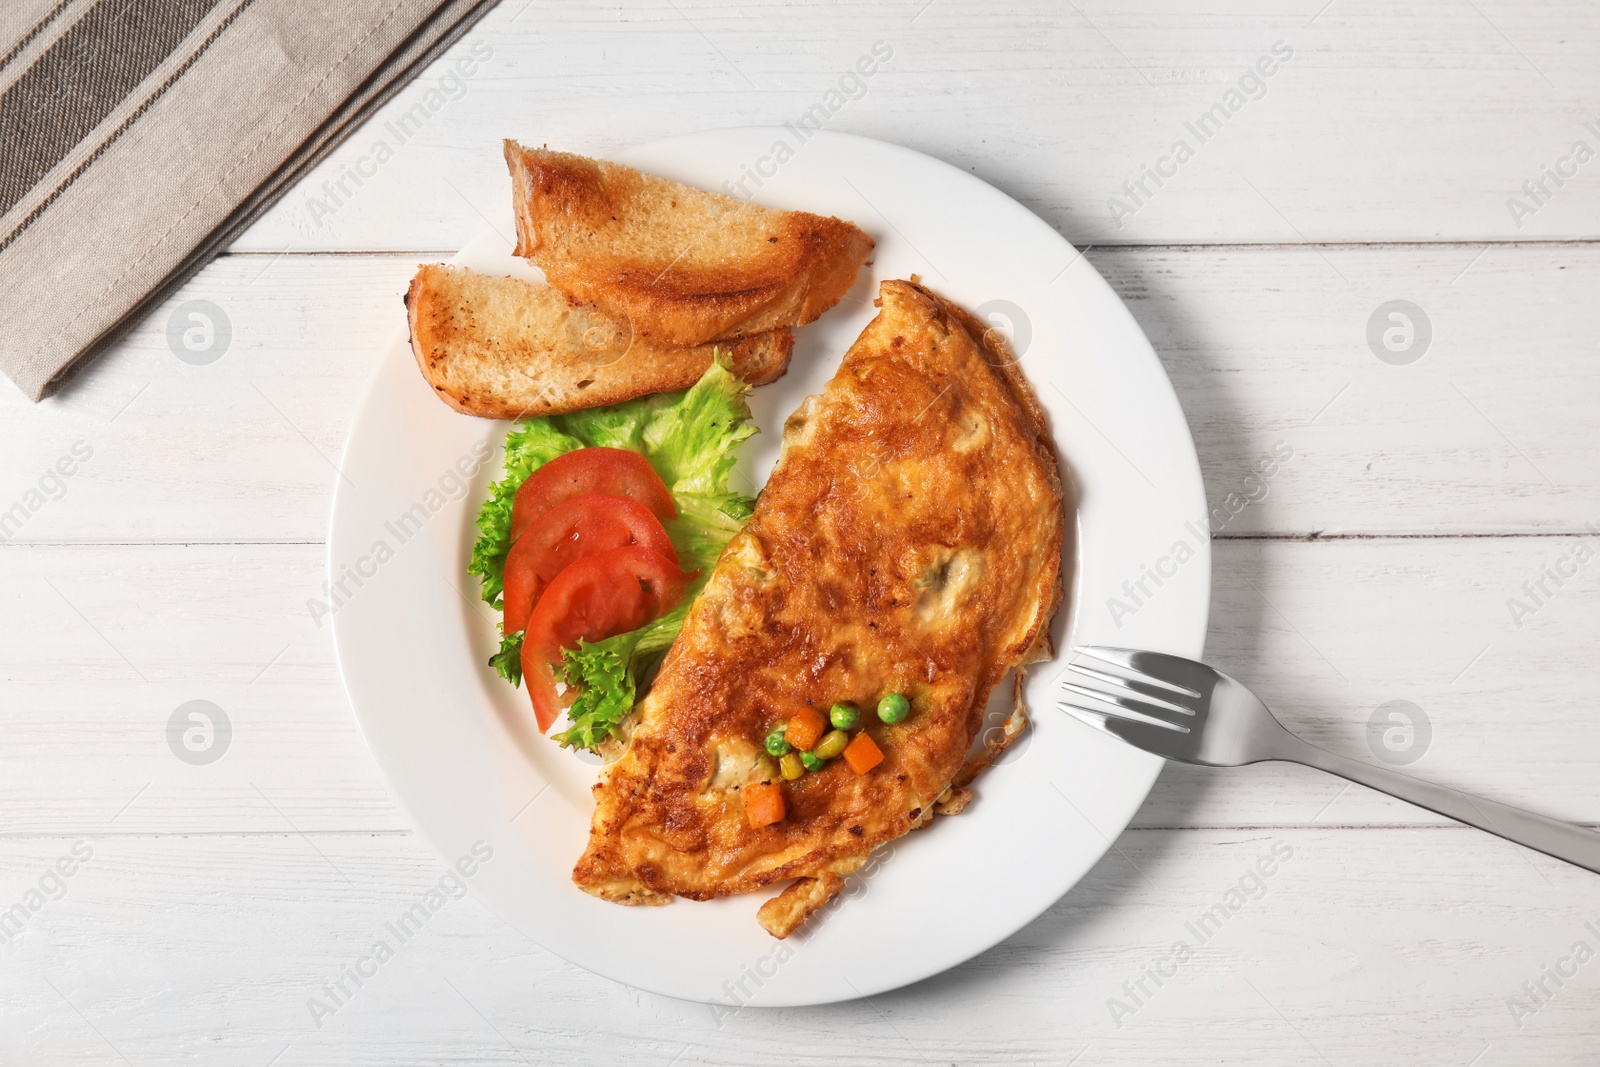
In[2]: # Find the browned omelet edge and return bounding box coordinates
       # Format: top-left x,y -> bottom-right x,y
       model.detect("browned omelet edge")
931,284 -> 1066,787
762,281 -> 1068,935
574,279 -> 1068,936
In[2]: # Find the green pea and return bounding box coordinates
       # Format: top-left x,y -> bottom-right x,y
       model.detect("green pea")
813,729 -> 849,760
829,702 -> 861,730
779,752 -> 805,780
877,692 -> 911,724
765,725 -> 792,757
800,751 -> 824,772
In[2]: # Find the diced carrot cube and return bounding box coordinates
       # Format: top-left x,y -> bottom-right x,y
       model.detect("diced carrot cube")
786,707 -> 826,751
744,781 -> 786,828
842,731 -> 884,775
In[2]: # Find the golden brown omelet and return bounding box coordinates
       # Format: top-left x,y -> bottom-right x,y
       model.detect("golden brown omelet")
572,279 -> 1065,936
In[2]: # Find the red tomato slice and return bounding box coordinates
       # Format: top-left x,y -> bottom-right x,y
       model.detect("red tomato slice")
502,495 -> 679,635
521,546 -> 689,733
510,448 -> 676,544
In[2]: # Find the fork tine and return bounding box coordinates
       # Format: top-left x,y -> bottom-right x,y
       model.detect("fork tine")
1098,711 -> 1194,754
1062,662 -> 1196,716
1057,700 -> 1192,759
1054,702 -> 1134,739
1055,699 -> 1185,735
1058,679 -> 1193,729
1074,646 -> 1206,698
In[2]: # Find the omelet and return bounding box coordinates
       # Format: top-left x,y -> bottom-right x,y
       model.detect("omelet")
572,279 -> 1065,936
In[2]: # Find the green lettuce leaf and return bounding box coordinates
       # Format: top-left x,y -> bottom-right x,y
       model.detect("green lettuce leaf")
551,633 -> 639,752
471,356 -> 757,751
551,593 -> 695,751
641,362 -> 758,495
488,631 -> 523,688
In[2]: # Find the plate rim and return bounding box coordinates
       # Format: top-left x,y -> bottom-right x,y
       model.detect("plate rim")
329,125 -> 1210,1006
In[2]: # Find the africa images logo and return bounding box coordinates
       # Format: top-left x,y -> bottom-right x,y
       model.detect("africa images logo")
306,441 -> 493,627
306,842 -> 493,1028
1107,41 -> 1294,228
1106,841 -> 1293,1028
1106,442 -> 1293,629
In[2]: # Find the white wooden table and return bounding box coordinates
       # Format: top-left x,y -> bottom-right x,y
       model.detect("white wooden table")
4,1 -> 1599,1062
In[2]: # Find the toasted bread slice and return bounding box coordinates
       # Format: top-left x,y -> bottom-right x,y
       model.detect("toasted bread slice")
406,264 -> 793,419
504,142 -> 874,347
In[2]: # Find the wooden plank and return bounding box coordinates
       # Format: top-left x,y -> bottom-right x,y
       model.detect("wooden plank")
1096,242 -> 1600,535
1138,535 -> 1600,828
0,254 -> 412,545
6,1 -> 1597,1057
0,827 -> 1589,1063
5,243 -> 1599,542
3,536 -> 1598,835
232,0 -> 1600,253
0,543 -> 406,835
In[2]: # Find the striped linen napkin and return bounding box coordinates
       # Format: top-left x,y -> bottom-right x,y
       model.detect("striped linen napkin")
0,0 -> 499,401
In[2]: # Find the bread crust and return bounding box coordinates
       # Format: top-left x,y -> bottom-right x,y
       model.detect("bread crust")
505,142 -> 874,347
406,264 -> 793,420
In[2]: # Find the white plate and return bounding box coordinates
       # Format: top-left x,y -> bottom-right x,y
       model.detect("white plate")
330,128 -> 1209,1007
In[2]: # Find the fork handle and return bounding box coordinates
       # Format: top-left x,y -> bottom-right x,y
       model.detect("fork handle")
1284,739 -> 1600,875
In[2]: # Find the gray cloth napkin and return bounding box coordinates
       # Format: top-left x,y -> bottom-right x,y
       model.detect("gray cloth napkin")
0,0 -> 499,401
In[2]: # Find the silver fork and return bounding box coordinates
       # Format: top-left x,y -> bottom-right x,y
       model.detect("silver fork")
1058,646 -> 1600,875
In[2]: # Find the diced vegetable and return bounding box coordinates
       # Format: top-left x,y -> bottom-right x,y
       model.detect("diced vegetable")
813,729 -> 849,760
799,751 -> 824,772
743,781 -> 786,828
829,702 -> 860,730
765,725 -> 792,757
779,752 -> 805,780
877,692 -> 911,724
842,732 -> 884,774
786,708 -> 826,751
